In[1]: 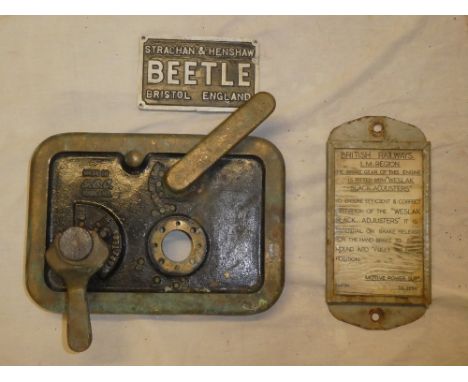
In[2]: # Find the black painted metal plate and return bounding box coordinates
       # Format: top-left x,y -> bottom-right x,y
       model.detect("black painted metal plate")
46,154 -> 264,293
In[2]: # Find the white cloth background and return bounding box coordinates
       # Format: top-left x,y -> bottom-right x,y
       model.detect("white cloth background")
0,16 -> 467,365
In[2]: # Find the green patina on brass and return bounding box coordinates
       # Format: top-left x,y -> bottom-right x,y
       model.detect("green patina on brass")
26,93 -> 285,351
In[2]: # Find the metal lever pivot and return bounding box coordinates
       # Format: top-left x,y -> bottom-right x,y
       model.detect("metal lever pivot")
45,227 -> 109,352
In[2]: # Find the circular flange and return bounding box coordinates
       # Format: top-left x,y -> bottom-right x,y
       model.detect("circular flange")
148,215 -> 207,276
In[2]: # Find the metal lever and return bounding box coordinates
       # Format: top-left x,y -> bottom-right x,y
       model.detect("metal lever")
165,92 -> 276,193
46,227 -> 109,352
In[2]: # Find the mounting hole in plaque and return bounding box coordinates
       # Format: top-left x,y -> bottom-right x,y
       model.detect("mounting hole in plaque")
326,116 -> 431,330
372,123 -> 383,133
369,308 -> 384,323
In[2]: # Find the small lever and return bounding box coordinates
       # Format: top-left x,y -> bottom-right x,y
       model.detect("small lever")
165,92 -> 276,193
46,227 -> 109,352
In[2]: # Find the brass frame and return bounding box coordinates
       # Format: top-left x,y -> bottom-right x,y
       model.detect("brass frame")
26,133 -> 285,315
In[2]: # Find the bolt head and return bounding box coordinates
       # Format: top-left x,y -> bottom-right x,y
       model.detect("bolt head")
59,227 -> 93,261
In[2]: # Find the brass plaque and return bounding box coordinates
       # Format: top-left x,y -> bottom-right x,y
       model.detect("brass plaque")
327,117 -> 430,329
334,149 -> 424,297
139,37 -> 258,111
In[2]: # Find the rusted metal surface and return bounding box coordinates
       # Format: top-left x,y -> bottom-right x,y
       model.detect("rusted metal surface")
326,116 -> 430,329
26,96 -> 285,322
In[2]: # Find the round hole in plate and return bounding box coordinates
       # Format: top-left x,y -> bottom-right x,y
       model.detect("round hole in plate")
148,215 -> 207,276
373,123 -> 383,133
162,230 -> 192,262
369,308 -> 384,322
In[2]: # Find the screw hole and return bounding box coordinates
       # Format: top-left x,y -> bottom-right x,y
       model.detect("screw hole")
373,123 -> 383,133
369,308 -> 384,322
